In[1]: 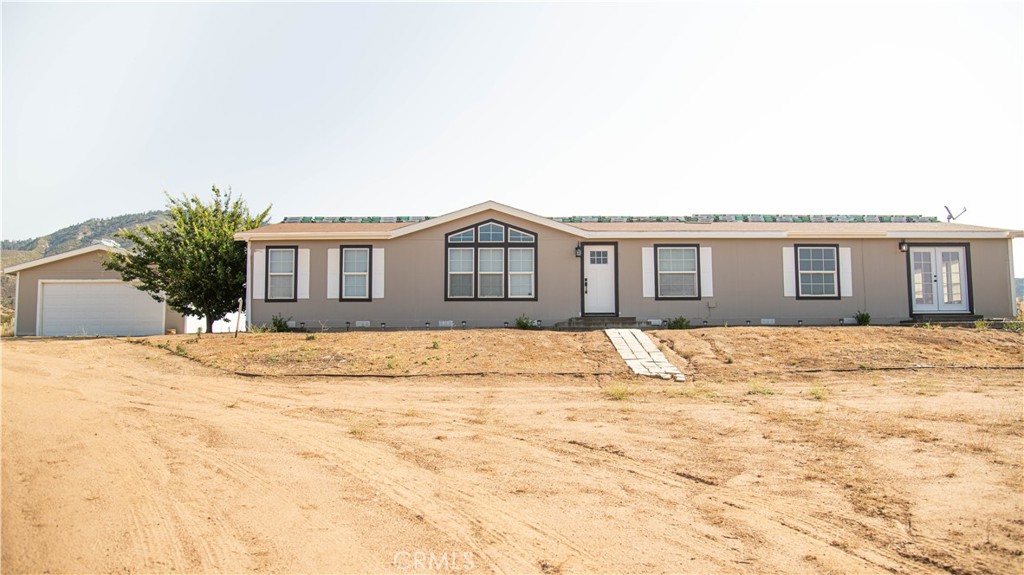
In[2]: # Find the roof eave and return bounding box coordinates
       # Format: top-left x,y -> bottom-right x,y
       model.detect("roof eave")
234,231 -> 396,241
887,231 -> 1020,239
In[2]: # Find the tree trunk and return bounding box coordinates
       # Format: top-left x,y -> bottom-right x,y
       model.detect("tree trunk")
205,314 -> 215,334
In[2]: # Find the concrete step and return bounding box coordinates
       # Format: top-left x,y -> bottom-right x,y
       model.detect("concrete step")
900,314 -> 983,327
555,317 -> 640,331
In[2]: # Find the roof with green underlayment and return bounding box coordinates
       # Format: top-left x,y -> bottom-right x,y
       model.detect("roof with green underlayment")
280,214 -> 941,224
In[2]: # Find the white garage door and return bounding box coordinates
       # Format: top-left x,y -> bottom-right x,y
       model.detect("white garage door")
39,282 -> 165,336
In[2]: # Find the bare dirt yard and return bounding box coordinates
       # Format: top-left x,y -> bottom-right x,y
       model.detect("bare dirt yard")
2,327 -> 1022,574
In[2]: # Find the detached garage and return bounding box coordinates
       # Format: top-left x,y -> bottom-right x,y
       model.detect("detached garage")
4,245 -> 186,337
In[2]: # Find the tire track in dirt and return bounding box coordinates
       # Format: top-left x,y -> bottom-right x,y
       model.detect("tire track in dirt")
269,410 -> 600,573
104,398 -> 387,572
353,401 -> 960,574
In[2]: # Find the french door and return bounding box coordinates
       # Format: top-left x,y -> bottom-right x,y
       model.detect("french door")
910,246 -> 969,313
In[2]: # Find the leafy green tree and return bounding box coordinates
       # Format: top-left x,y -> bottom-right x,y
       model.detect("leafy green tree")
105,186 -> 271,333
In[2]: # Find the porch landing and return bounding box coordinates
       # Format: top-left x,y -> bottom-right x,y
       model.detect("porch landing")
554,316 -> 639,331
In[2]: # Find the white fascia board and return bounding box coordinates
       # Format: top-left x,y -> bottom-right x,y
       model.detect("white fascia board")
887,231 -> 1019,239
234,231 -> 395,241
584,230 -> 791,239
787,232 -> 888,239
4,244 -> 120,274
389,200 -> 586,238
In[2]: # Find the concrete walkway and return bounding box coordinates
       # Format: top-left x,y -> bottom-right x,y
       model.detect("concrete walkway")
604,329 -> 685,381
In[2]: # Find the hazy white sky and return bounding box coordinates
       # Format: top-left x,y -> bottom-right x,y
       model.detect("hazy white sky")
3,2 -> 1022,269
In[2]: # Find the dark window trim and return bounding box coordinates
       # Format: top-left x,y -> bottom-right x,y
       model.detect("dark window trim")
340,244 -> 373,303
580,242 -> 619,317
265,245 -> 299,303
443,219 -> 539,302
653,243 -> 702,300
794,244 -> 841,301
902,241 -> 974,317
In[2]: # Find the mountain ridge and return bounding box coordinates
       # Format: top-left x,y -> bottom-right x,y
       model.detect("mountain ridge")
1,210 -> 170,313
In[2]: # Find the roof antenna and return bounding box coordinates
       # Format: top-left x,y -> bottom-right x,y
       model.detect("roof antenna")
944,206 -> 966,222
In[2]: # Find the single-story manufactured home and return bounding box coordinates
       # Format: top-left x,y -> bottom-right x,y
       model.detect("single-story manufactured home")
4,244 -> 245,336
234,201 -> 1021,329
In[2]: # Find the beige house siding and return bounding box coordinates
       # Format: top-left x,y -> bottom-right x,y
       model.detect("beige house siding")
614,238 -> 1013,324
966,238 -> 1017,319
245,209 -> 1017,328
249,210 -> 582,329
11,250 -> 185,336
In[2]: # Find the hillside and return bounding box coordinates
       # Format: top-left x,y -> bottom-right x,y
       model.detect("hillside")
1,211 -> 169,313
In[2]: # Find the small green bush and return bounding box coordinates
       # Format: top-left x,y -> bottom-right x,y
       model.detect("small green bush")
666,316 -> 691,330
974,319 -> 990,330
306,333 -> 317,341
515,314 -> 536,330
1004,320 -> 1024,333
854,310 -> 871,326
271,313 -> 292,333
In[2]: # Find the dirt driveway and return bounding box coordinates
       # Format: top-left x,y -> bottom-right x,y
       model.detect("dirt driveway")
2,330 -> 1022,573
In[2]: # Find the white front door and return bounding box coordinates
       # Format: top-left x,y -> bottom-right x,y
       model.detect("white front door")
583,245 -> 616,315
910,246 -> 969,313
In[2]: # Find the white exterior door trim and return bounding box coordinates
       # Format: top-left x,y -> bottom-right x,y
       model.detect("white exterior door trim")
582,244 -> 617,316
909,245 -> 971,314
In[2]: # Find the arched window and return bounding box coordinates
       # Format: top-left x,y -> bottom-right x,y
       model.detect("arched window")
445,220 -> 537,300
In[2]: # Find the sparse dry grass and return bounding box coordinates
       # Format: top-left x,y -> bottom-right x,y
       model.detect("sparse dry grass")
602,383 -> 636,401
137,329 -> 629,377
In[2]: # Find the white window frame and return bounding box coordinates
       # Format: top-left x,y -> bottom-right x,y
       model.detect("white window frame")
795,244 -> 839,299
449,229 -> 474,243
655,245 -> 700,299
509,229 -> 535,243
447,247 -> 475,299
341,247 -> 371,300
508,247 -> 535,298
266,247 -> 297,301
477,247 -> 505,298
478,222 -> 505,243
